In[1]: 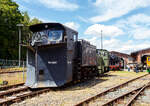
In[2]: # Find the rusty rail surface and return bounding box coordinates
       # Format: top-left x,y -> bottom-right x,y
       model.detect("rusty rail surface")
75,74 -> 149,106
0,88 -> 51,105
0,86 -> 28,98
0,83 -> 25,91
125,82 -> 150,106
102,82 -> 150,106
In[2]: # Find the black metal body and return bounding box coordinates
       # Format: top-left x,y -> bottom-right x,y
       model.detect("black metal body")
109,53 -> 124,70
25,23 -> 98,88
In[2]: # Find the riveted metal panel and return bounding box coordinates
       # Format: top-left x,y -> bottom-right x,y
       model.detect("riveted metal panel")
79,40 -> 97,67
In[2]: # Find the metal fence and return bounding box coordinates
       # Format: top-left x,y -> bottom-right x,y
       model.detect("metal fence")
0,59 -> 26,69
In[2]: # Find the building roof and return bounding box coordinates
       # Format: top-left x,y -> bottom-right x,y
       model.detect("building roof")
29,23 -> 78,34
131,47 -> 150,55
110,51 -> 131,58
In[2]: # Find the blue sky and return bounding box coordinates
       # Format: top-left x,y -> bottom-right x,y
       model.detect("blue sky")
14,0 -> 150,54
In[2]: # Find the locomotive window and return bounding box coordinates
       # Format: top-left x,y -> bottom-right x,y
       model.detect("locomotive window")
31,31 -> 48,46
73,34 -> 77,41
39,70 -> 44,75
48,30 -> 63,41
104,52 -> 107,56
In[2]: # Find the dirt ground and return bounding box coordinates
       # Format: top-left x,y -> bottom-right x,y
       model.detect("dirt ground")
11,71 -> 149,106
0,72 -> 26,86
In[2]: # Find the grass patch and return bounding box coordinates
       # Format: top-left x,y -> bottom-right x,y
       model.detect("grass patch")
0,67 -> 26,72
109,71 -> 148,77
0,72 -> 26,86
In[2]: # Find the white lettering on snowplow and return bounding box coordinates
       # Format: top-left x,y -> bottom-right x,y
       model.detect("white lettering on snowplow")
48,61 -> 57,64
67,61 -> 72,64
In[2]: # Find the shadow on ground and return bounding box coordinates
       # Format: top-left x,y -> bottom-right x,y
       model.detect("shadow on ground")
52,73 -> 118,91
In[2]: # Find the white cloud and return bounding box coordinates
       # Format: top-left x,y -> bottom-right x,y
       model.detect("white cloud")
85,13 -> 150,53
117,14 -> 150,28
85,37 -> 123,52
77,16 -> 89,23
90,0 -> 150,23
127,14 -> 150,27
86,37 -> 150,54
84,24 -> 124,37
130,27 -> 150,40
85,37 -> 99,47
38,0 -> 79,11
64,22 -> 80,30
119,40 -> 150,53
116,14 -> 150,40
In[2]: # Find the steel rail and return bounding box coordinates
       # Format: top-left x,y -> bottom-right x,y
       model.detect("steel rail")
74,74 -> 149,106
101,83 -> 150,106
0,83 -> 25,91
125,82 -> 150,106
0,86 -> 28,98
0,88 -> 51,105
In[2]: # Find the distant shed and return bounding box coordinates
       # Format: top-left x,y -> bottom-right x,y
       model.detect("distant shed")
131,48 -> 150,64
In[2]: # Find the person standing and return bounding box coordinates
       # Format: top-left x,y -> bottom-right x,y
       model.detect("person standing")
127,65 -> 130,72
135,64 -> 139,73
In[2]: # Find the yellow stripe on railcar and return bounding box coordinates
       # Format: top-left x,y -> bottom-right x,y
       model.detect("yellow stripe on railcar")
147,56 -> 150,67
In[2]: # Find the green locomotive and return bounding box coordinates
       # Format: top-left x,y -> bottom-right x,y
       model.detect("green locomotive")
96,49 -> 110,74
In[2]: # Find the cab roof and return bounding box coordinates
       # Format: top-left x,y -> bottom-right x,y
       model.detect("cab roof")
29,23 -> 78,34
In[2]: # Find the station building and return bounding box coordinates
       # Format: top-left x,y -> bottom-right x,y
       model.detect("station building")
131,48 -> 150,64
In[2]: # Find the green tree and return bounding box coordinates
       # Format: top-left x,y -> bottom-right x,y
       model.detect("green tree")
22,11 -> 30,26
0,0 -> 42,60
21,13 -> 43,59
30,17 -> 42,25
0,0 -> 23,59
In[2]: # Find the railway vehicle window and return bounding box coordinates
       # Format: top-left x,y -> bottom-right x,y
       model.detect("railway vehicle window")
99,52 -> 101,55
48,30 -> 63,41
31,31 -> 48,46
64,36 -> 67,42
39,70 -> 44,75
101,52 -> 104,56
73,34 -> 77,41
103,52 -> 106,56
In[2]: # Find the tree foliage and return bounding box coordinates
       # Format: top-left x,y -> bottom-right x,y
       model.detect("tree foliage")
0,0 -> 42,60
0,0 -> 23,59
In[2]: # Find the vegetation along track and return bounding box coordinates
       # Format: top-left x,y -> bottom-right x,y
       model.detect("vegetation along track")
0,83 -> 51,106
75,73 -> 150,106
0,70 -> 26,74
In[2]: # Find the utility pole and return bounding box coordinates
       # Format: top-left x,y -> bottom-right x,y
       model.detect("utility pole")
101,30 -> 103,49
17,24 -> 24,67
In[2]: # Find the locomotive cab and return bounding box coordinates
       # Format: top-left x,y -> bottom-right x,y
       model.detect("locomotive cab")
25,23 -> 78,88
96,49 -> 110,74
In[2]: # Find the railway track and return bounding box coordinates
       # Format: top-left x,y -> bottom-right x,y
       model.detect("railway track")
101,82 -> 150,106
0,83 -> 51,106
75,74 -> 150,106
0,83 -> 24,91
0,74 -> 149,106
125,82 -> 150,106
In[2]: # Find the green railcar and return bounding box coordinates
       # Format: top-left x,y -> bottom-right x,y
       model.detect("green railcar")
96,49 -> 109,74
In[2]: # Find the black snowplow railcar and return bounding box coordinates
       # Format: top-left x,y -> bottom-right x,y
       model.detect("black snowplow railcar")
25,23 -> 98,88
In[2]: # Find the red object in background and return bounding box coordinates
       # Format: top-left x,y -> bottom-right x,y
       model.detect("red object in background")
109,63 -> 122,71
